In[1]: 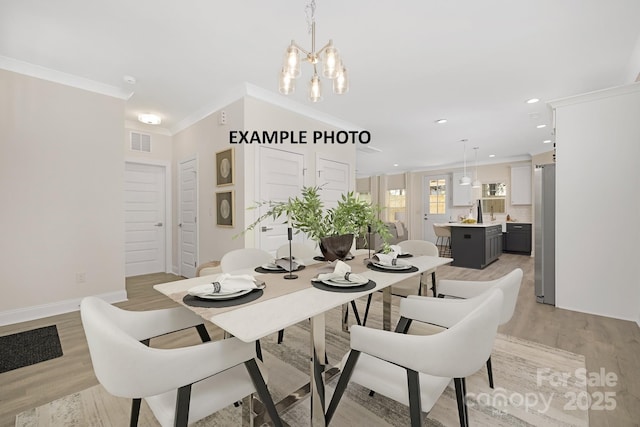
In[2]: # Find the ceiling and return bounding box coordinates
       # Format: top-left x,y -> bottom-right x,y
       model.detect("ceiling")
2,0 -> 639,177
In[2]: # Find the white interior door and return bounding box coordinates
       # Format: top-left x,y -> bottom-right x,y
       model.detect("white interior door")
257,147 -> 305,256
316,156 -> 350,209
124,162 -> 166,277
179,158 -> 198,278
422,175 -> 449,243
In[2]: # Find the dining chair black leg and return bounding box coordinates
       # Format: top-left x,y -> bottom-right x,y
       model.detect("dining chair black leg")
244,358 -> 283,427
406,368 -> 423,427
350,300 -> 362,325
174,384 -> 192,427
431,271 -> 437,297
255,341 -> 263,361
362,294 -> 373,327
395,316 -> 412,334
326,350 -> 361,425
277,329 -> 284,344
454,377 -> 468,427
130,398 -> 141,427
195,324 -> 211,342
486,356 -> 494,389
418,273 -> 423,296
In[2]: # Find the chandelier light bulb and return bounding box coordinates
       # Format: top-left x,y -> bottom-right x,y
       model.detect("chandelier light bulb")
279,68 -> 295,95
309,74 -> 323,102
322,43 -> 340,79
284,43 -> 301,78
333,66 -> 349,94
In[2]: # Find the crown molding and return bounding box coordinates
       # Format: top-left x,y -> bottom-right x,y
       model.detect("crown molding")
170,82 -> 364,135
548,81 -> 640,109
0,55 -> 133,100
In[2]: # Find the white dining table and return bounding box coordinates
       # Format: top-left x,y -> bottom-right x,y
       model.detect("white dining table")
154,254 -> 453,426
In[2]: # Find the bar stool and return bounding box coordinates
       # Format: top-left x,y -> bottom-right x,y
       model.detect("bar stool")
433,224 -> 452,257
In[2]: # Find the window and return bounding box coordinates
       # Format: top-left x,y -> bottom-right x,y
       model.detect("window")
429,179 -> 446,215
387,189 -> 406,222
356,192 -> 371,204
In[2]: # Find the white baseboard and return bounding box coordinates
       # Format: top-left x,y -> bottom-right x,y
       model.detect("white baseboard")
0,291 -> 128,327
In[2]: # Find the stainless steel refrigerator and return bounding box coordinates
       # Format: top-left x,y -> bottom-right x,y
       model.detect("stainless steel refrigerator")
534,163 -> 555,305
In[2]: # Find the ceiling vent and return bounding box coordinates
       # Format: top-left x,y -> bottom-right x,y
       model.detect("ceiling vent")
130,132 -> 151,153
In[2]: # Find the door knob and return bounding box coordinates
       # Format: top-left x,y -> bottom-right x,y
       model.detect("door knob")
261,226 -> 273,232
154,222 -> 163,227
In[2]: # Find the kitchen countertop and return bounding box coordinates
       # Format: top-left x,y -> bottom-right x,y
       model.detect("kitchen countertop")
435,222 -> 507,231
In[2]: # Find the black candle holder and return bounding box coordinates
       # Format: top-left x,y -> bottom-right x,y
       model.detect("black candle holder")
284,227 -> 298,279
365,224 -> 372,261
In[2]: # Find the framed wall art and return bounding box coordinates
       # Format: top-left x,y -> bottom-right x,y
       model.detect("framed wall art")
216,148 -> 234,186
216,191 -> 234,227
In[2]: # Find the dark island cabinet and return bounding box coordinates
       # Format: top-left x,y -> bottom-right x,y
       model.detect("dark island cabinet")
504,223 -> 532,255
451,224 -> 502,269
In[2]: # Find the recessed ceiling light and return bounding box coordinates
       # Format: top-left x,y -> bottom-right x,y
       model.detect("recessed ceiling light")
435,119 -> 447,124
543,140 -> 552,144
536,124 -> 547,129
138,113 -> 162,125
526,98 -> 540,104
393,163 -> 399,167
489,154 -> 496,158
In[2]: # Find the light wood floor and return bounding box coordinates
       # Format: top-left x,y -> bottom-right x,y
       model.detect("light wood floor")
1,254 -> 639,427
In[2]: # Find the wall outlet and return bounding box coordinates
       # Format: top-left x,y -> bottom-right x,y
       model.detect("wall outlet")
76,272 -> 86,284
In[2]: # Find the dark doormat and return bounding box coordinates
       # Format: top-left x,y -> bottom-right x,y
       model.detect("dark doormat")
0,325 -> 63,373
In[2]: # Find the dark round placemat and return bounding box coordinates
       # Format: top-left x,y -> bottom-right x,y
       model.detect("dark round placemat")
311,279 -> 376,293
254,265 -> 306,274
183,289 -> 263,308
366,264 -> 419,274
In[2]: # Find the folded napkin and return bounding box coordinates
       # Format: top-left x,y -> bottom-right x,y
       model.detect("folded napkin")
315,260 -> 367,283
188,274 -> 260,297
389,245 -> 403,255
372,251 -> 399,266
274,257 -> 302,272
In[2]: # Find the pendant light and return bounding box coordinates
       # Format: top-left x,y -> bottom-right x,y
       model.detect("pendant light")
472,147 -> 481,188
459,139 -> 471,185
278,0 -> 349,102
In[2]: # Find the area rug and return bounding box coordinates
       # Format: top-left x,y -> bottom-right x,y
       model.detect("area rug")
0,325 -> 63,374
16,299 -> 588,426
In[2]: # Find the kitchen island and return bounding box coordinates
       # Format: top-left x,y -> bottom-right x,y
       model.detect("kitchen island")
436,222 -> 503,269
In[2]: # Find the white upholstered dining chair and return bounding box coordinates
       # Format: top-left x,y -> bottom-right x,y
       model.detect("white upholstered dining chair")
275,242 -> 319,262
360,239 -> 440,327
81,297 -> 282,427
220,247 -> 273,276
326,289 -> 504,427
432,267 -> 523,389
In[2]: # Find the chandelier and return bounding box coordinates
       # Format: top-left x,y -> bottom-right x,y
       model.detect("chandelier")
278,0 -> 348,102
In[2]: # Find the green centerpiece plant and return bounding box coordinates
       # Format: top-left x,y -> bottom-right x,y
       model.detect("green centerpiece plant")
245,186 -> 392,260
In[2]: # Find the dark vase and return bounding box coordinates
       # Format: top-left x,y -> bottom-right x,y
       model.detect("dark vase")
319,234 -> 354,261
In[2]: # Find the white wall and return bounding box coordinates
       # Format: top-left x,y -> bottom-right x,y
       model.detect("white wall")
0,70 -> 126,324
172,99 -> 245,267
551,83 -> 640,321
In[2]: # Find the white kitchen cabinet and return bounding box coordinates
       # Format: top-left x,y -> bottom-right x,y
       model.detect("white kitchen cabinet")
452,171 -> 473,206
510,165 -> 532,205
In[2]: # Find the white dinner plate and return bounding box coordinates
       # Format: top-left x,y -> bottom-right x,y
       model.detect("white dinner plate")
322,278 -> 369,288
372,261 -> 413,270
192,288 -> 253,300
261,263 -> 284,270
